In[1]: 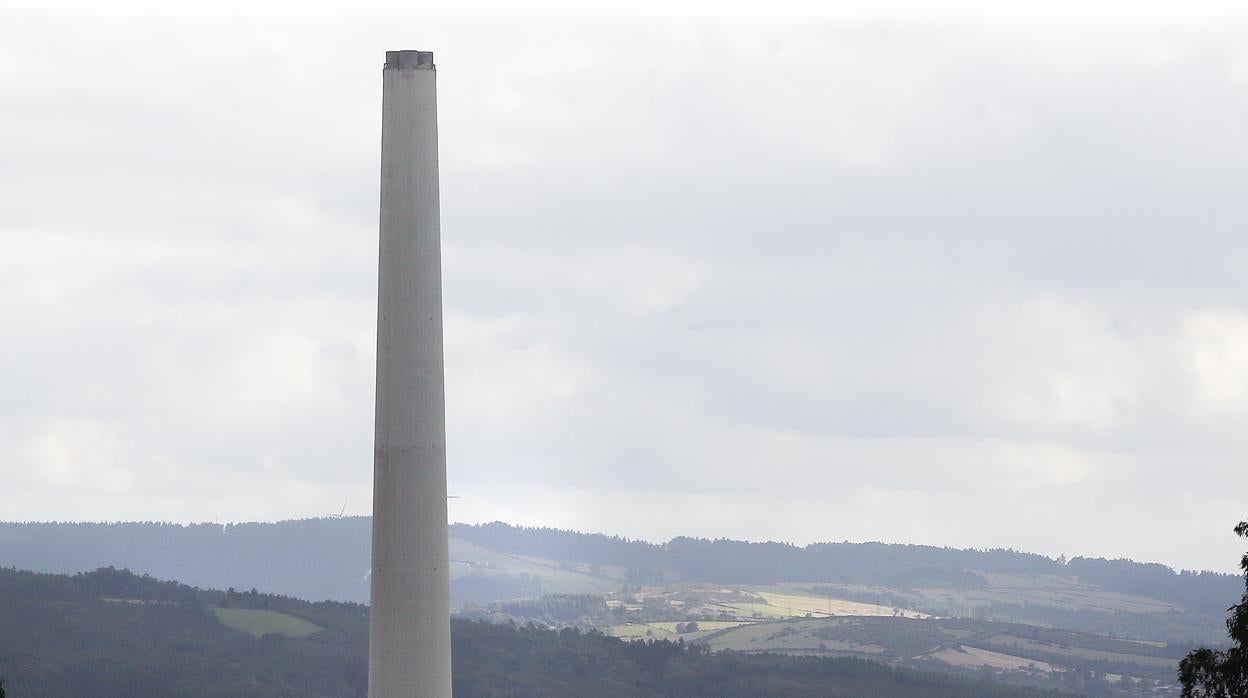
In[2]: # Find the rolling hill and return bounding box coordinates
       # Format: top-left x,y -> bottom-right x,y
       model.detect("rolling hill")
0,566 -> 1071,698
0,518 -> 1236,645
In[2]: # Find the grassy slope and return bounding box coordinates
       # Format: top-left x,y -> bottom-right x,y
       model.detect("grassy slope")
210,607 -> 323,638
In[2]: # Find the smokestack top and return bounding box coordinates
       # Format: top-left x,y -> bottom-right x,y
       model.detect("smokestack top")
385,50 -> 435,71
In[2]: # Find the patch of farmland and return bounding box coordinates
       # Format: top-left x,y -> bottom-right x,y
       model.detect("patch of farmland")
755,590 -> 930,619
211,607 -> 323,638
702,617 -> 907,655
648,620 -> 749,633
606,622 -> 676,638
815,639 -> 887,654
689,614 -> 1187,693
792,571 -> 1179,620
980,634 -> 1179,668
701,619 -> 806,651
927,645 -> 1054,672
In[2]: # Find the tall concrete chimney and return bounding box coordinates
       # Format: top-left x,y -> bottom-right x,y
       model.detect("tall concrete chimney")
369,49 -> 452,697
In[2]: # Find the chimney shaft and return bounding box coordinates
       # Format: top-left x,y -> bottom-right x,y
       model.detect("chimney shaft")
369,49 -> 452,697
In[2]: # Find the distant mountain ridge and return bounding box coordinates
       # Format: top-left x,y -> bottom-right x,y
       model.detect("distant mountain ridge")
0,518 -> 374,603
0,518 -> 1237,625
450,522 -> 1237,614
0,519 -> 1233,644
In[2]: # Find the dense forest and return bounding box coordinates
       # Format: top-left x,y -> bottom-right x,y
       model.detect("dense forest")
0,519 -> 1236,614
452,523 -> 1239,613
0,567 -> 1071,698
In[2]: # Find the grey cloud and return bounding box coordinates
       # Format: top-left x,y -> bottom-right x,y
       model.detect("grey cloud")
3,4 -> 1248,571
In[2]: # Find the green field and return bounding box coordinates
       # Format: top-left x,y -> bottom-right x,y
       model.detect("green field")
211,607 -> 324,638
650,620 -> 751,632
607,622 -> 676,638
608,620 -> 754,639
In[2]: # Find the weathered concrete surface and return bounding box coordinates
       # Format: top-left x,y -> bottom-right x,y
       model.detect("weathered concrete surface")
369,49 -> 452,698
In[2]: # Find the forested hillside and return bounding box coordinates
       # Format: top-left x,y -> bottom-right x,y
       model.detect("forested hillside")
452,523 -> 1238,614
0,519 -> 1235,615
0,567 -> 1069,698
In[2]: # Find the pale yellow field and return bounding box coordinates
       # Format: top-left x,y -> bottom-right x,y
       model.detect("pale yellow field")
928,646 -> 1054,672
750,591 -> 929,619
780,573 -> 1179,619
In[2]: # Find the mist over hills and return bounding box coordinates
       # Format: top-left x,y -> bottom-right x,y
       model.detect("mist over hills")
0,518 -> 1235,628
453,523 -> 1236,613
1,518 -> 375,604
1,518 -> 1235,694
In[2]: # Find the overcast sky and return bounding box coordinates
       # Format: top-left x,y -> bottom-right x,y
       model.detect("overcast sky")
4,0 -> 1248,572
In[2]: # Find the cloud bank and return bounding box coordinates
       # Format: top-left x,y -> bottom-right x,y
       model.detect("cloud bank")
3,0 -> 1248,571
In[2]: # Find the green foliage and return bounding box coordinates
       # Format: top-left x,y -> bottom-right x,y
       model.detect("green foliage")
0,567 -> 365,697
0,566 -> 1073,697
1178,519 -> 1248,697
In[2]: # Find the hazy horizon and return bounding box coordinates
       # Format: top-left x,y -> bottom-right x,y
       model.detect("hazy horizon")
4,0 -> 1248,574
0,515 -> 1237,576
